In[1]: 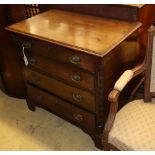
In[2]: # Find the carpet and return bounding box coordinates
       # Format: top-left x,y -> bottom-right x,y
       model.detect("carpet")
0,90 -> 98,151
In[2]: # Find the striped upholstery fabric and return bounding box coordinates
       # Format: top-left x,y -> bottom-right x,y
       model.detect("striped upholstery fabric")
109,100 -> 155,150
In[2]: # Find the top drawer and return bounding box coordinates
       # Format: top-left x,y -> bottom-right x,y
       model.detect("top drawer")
13,34 -> 98,72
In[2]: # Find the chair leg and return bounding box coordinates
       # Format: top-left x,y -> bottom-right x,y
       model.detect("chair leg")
26,97 -> 36,111
102,133 -> 111,151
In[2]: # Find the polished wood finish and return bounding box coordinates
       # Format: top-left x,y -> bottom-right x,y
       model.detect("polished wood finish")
0,4 -> 26,97
26,84 -> 95,130
23,68 -> 95,112
13,34 -> 95,91
39,4 -> 155,62
1,4 -> 155,99
6,9 -> 143,149
40,4 -> 145,22
123,4 -> 145,8
27,55 -> 95,91
12,34 -> 98,72
6,10 -> 141,57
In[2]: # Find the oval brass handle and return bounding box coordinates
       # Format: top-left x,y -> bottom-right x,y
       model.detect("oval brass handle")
72,93 -> 83,102
73,114 -> 83,122
22,41 -> 31,49
29,58 -> 36,65
71,74 -> 81,82
69,55 -> 80,64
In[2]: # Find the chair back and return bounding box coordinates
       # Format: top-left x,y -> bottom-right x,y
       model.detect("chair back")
144,26 -> 155,101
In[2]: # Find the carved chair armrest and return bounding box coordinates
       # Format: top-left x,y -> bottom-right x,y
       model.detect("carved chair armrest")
102,62 -> 145,147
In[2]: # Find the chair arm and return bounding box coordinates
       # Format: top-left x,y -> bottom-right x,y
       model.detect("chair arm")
114,62 -> 145,92
102,62 -> 145,147
114,70 -> 134,92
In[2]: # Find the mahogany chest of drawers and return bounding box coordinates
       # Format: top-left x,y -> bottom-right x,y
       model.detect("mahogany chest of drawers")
6,9 -> 141,149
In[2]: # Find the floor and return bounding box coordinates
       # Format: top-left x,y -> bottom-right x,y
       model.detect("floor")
0,90 -> 98,151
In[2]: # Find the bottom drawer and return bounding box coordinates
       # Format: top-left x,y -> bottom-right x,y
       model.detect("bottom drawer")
26,84 -> 95,130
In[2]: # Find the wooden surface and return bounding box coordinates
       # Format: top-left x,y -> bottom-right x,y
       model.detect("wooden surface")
0,4 -> 26,98
1,4 -> 154,98
7,8 -> 144,149
13,34 -> 98,72
23,68 -> 96,112
144,26 -> 155,101
3,5 -> 155,149
39,4 -> 146,22
6,9 -> 142,57
26,55 -> 95,91
38,4 -> 155,62
122,4 -> 145,8
26,84 -> 96,130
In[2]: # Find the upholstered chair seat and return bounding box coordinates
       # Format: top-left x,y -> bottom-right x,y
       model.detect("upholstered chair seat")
102,26 -> 155,151
109,99 -> 155,150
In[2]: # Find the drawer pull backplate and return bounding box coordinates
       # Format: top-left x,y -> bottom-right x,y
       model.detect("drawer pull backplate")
73,114 -> 83,122
69,55 -> 80,64
72,93 -> 83,102
71,74 -> 81,82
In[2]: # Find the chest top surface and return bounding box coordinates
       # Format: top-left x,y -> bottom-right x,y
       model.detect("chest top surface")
121,4 -> 145,8
6,9 -> 141,57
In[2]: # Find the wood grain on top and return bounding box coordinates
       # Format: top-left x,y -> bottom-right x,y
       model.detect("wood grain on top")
121,4 -> 145,8
123,4 -> 145,8
6,9 -> 142,57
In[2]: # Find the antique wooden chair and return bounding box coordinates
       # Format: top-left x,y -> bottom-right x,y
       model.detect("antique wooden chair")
144,26 -> 155,101
102,26 -> 155,151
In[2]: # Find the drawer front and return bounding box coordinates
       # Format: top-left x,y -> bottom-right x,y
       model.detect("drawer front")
26,84 -> 95,130
13,34 -> 97,72
23,68 -> 96,112
28,55 -> 95,91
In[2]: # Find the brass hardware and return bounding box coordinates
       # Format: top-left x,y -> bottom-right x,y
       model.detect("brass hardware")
73,114 -> 83,122
22,41 -> 31,49
72,93 -> 83,102
69,55 -> 80,64
71,74 -> 81,82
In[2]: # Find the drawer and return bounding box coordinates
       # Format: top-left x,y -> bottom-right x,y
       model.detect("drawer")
13,34 -> 98,72
26,84 -> 95,130
23,68 -> 96,112
28,55 -> 95,91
